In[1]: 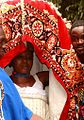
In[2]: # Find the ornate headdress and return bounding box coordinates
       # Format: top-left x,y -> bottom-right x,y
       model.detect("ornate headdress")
0,2 -> 26,68
0,0 -> 84,120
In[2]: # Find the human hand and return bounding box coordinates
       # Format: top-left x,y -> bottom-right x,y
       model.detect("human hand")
31,114 -> 43,120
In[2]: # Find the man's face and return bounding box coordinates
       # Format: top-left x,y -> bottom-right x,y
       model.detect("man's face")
0,25 -> 6,58
71,26 -> 84,56
71,26 -> 84,55
0,25 -> 5,47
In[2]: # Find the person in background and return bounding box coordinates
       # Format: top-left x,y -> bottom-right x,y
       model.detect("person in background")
9,42 -> 49,120
0,21 -> 43,120
70,20 -> 84,120
70,20 -> 84,64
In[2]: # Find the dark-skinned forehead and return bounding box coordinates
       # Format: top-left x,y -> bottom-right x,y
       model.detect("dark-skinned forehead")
0,25 -> 5,35
0,25 -> 5,39
71,20 -> 84,29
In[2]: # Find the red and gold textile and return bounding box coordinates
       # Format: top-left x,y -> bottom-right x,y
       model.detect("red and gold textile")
0,0 -> 84,119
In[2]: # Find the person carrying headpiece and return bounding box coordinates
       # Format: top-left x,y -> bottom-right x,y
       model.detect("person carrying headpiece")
0,0 -> 84,120
0,4 -> 44,120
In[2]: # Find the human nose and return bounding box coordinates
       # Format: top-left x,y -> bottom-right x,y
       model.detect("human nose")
78,38 -> 84,44
23,57 -> 28,63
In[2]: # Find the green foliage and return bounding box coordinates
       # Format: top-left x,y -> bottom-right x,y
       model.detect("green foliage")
47,0 -> 62,8
47,0 -> 84,22
64,0 -> 84,22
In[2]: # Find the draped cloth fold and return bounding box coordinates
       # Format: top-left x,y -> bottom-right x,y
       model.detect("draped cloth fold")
0,67 -> 32,120
0,0 -> 84,119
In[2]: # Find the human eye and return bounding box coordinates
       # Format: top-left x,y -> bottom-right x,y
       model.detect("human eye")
0,38 -> 5,43
27,56 -> 32,61
71,35 -> 79,42
81,34 -> 84,40
17,55 -> 23,59
26,54 -> 32,61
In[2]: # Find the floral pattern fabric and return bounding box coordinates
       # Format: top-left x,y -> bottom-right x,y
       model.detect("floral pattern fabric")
0,0 -> 84,119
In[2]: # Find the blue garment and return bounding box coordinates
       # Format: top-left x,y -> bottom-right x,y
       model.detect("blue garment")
0,67 -> 33,120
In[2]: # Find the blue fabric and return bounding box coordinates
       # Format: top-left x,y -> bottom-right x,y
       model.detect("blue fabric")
0,67 -> 33,120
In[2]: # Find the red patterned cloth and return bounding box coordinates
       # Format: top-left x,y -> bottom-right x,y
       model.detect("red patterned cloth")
0,0 -> 84,119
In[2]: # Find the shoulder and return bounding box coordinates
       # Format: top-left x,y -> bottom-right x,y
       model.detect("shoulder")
36,71 -> 49,87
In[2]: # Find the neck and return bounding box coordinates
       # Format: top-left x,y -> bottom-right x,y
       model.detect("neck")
11,72 -> 34,87
77,54 -> 84,64
12,72 -> 30,78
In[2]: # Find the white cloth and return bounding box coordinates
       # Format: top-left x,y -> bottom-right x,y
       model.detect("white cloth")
15,74 -> 50,120
49,69 -> 67,120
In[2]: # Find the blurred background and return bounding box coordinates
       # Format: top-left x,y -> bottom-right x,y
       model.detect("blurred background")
47,0 -> 84,22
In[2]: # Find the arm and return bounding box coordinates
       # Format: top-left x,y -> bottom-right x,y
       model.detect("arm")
31,114 -> 43,120
37,71 -> 49,89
